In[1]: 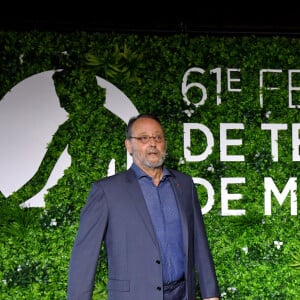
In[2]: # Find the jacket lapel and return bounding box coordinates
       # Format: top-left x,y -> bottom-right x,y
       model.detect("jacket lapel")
168,173 -> 189,255
124,169 -> 160,249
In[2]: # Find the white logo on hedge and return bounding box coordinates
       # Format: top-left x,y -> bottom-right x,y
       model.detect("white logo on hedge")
0,70 -> 138,207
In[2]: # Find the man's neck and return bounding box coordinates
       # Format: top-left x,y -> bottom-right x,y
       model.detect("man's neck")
135,163 -> 163,186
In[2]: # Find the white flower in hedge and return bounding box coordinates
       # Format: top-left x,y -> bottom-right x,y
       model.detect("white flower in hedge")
40,209 -> 48,219
227,286 -> 237,293
274,240 -> 283,249
17,265 -> 22,272
183,109 -> 194,117
19,54 -> 24,64
242,246 -> 248,254
266,111 -> 271,118
50,218 -> 57,226
2,279 -> 7,285
207,164 -> 214,172
178,157 -> 185,165
61,51 -> 68,55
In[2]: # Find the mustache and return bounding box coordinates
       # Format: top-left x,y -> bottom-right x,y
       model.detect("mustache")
146,148 -> 167,157
147,145 -> 167,154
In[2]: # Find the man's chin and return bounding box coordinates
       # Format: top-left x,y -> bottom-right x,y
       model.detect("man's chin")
145,160 -> 164,169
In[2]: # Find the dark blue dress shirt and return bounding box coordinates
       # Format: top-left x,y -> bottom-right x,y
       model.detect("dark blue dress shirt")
131,163 -> 184,284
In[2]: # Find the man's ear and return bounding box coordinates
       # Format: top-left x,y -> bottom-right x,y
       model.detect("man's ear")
125,139 -> 132,155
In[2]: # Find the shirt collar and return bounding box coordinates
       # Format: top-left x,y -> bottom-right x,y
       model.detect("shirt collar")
131,163 -> 171,180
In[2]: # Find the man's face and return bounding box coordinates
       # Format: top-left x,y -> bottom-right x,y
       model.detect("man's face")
125,117 -> 167,170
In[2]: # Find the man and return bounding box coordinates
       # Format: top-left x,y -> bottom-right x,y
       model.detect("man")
67,114 -> 220,300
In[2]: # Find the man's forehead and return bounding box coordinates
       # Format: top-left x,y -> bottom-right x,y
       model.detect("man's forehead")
132,118 -> 162,130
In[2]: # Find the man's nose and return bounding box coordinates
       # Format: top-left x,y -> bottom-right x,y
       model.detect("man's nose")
148,136 -> 158,145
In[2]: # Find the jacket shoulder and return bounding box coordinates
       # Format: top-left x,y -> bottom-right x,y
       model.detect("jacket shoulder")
94,169 -> 134,186
168,168 -> 192,180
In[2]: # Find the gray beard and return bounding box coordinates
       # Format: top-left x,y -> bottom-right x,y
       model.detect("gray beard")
143,153 -> 166,169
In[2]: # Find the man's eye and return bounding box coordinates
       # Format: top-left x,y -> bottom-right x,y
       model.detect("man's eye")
141,136 -> 149,142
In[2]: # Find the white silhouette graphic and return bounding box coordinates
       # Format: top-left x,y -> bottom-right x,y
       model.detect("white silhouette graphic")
0,70 -> 138,207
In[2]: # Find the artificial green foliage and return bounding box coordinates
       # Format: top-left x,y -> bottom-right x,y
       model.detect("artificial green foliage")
1,31 -> 300,299
85,43 -> 143,85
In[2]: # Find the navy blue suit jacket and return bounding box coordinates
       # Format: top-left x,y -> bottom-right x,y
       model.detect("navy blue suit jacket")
67,167 -> 220,300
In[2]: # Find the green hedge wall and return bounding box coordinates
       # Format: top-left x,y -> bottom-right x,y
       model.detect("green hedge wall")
1,31 -> 300,299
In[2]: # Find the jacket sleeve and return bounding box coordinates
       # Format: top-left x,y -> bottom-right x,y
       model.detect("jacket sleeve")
67,182 -> 108,300
192,182 -> 220,298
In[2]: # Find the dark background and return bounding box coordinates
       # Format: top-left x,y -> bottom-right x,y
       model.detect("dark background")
1,3 -> 300,36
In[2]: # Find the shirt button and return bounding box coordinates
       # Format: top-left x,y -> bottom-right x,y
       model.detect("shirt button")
155,260 -> 161,264
157,286 -> 162,291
